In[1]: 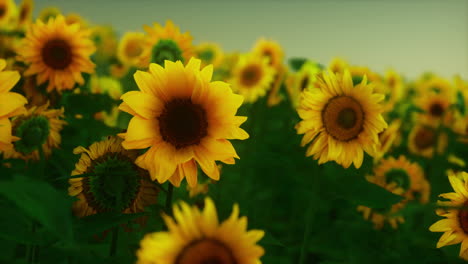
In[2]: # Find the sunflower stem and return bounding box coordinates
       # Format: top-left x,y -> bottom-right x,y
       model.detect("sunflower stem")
109,226 -> 119,257
165,184 -> 174,215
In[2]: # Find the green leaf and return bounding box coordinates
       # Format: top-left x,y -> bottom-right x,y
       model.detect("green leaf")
74,212 -> 147,238
456,90 -> 466,115
289,58 -> 307,72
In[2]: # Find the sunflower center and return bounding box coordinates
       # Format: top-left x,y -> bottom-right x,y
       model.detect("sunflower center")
199,49 -> 214,62
19,6 -> 29,22
125,40 -> 143,58
151,39 -> 184,66
41,38 -> 73,70
300,76 -> 309,91
458,201 -> 468,234
322,96 -> 365,141
158,98 -> 208,149
84,154 -> 141,212
414,127 -> 435,150
429,103 -> 445,117
385,169 -> 410,190
175,239 -> 237,264
240,65 -> 261,87
13,116 -> 50,154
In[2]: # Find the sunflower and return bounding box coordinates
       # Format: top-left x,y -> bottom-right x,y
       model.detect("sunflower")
68,136 -> 159,217
266,64 -> 286,107
357,175 -> 406,229
0,59 -> 27,151
117,32 -> 147,68
2,102 -> 66,160
0,0 -> 16,29
90,75 -> 122,127
416,75 -> 452,96
374,155 -> 430,203
328,57 -> 348,74
414,90 -> 454,125
429,171 -> 468,260
252,38 -> 284,71
384,69 -> 404,103
349,65 -> 382,86
408,124 -> 447,158
296,69 -> 388,168
119,58 -> 249,187
90,25 -> 118,63
195,42 -> 224,68
18,15 -> 96,93
37,6 -> 60,22
16,0 -> 33,30
141,20 -> 193,67
374,119 -> 402,161
229,54 -> 275,104
285,61 -> 321,108
65,13 -> 88,28
137,197 -> 264,264
212,52 -> 240,82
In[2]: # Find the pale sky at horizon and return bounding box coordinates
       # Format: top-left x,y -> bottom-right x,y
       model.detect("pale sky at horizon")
28,0 -> 468,79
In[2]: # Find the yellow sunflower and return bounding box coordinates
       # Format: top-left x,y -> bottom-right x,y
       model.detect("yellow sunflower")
37,6 -> 60,22
137,197 -> 264,264
429,171 -> 468,260
296,69 -> 388,168
384,69 -> 404,103
328,57 -> 348,74
0,0 -> 16,29
349,65 -> 382,85
117,32 -> 147,68
374,119 -> 402,161
374,155 -> 430,203
285,61 -> 321,108
0,59 -> 27,151
119,58 -> 249,187
414,90 -> 454,125
195,42 -> 224,68
90,25 -> 118,63
65,13 -> 88,28
266,64 -> 286,107
141,20 -> 193,66
252,38 -> 284,71
357,175 -> 406,229
408,124 -> 447,159
18,15 -> 96,93
416,75 -> 452,96
2,102 -> 66,160
68,136 -> 159,217
212,52 -> 240,82
16,0 -> 33,30
229,54 -> 275,104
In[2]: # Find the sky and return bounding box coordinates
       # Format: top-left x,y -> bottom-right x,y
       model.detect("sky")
30,0 -> 468,79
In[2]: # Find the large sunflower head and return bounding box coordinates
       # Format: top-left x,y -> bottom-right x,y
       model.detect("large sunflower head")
296,69 -> 388,168
373,155 -> 430,203
195,42 -> 224,68
0,59 -> 27,151
408,123 -> 447,159
18,15 -> 96,92
137,197 -> 264,264
119,58 -> 249,187
141,20 -> 193,67
68,136 -> 159,217
285,61 -> 321,108
252,38 -> 284,70
2,102 -> 66,160
117,32 -> 147,68
429,171 -> 468,260
229,54 -> 275,104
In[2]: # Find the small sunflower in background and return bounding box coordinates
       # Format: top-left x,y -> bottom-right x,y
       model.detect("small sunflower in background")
141,20 -> 193,67
285,61 -> 321,108
383,69 -> 404,107
64,13 -> 88,28
195,42 -> 224,68
296,69 -> 388,168
90,25 -> 118,64
119,58 -> 248,187
117,32 -> 147,68
0,59 -> 27,151
212,52 -> 240,82
16,0 -> 33,30
90,75 -> 122,127
373,155 -> 430,203
68,136 -> 159,218
37,6 -> 60,22
229,54 -> 275,104
430,171 -> 468,261
414,90 -> 454,126
416,75 -> 452,96
0,0 -> 16,29
2,102 -> 66,160
328,57 -> 348,74
408,123 -> 447,159
357,175 -> 406,229
18,15 -> 96,93
374,119 -> 402,161
137,197 -> 264,264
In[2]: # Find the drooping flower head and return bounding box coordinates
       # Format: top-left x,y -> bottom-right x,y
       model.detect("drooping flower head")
18,15 -> 96,92
68,136 -> 159,217
16,0 -> 33,30
119,58 -> 249,187
296,69 -> 388,168
137,198 -> 264,264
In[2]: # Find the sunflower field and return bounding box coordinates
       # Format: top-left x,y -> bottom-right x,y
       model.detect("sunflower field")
1,1 -> 468,264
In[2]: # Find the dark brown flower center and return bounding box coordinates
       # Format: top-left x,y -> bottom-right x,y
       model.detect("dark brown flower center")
429,102 -> 444,117
158,98 -> 208,149
240,65 -> 262,87
41,38 -> 73,70
300,76 -> 309,91
322,96 -> 365,141
459,201 -> 468,234
175,239 -> 237,264
19,5 -> 29,22
0,4 -> 6,18
125,40 -> 143,58
414,127 -> 435,150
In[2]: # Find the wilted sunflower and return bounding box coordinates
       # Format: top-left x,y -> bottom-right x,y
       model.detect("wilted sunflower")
0,59 -> 27,151
195,42 -> 223,68
117,32 -> 147,68
68,136 -> 159,217
2,102 -> 65,160
408,124 -> 447,158
119,58 -> 248,187
296,70 -> 387,168
18,15 -> 96,92
285,61 -> 321,108
429,171 -> 468,260
16,0 -> 33,30
229,54 -> 275,103
137,197 -> 264,264
374,155 -> 430,203
141,20 -> 193,66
